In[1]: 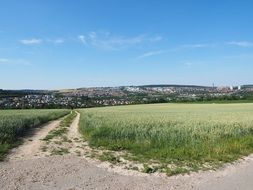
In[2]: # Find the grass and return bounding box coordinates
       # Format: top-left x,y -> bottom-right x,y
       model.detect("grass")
142,164 -> 158,173
78,103 -> 253,175
43,111 -> 77,141
51,147 -> 69,155
99,152 -> 120,164
0,109 -> 70,160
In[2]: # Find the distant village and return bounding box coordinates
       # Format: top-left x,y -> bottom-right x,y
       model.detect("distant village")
1,85 -> 253,109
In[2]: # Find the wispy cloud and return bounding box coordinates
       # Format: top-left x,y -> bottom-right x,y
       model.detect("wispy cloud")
179,43 -> 216,49
18,32 -> 162,50
137,50 -> 165,59
78,35 -> 87,45
182,61 -> 204,68
137,43 -> 217,59
149,36 -> 163,42
77,31 -> 162,50
47,38 -> 64,44
183,62 -> 194,67
20,38 -> 42,45
0,58 -> 9,63
0,58 -> 31,65
20,38 -> 65,45
227,41 -> 253,47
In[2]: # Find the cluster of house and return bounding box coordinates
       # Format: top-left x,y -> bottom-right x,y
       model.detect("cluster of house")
94,99 -> 133,106
125,86 -> 175,93
0,94 -> 77,109
126,85 -> 248,94
60,87 -> 125,98
1,85 -> 253,109
0,93 -> 133,109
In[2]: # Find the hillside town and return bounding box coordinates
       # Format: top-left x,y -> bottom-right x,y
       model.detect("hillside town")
0,85 -> 253,109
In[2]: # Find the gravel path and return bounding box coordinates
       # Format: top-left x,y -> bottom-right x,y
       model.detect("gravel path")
7,119 -> 62,161
1,113 -> 253,190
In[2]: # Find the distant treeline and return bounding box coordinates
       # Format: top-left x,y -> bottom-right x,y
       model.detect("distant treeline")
0,89 -> 47,98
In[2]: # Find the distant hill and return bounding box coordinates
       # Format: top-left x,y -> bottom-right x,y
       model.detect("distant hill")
137,84 -> 213,88
0,89 -> 49,98
242,85 -> 253,88
1,84 -> 253,95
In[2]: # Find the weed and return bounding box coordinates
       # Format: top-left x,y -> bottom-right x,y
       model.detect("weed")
51,148 -> 69,155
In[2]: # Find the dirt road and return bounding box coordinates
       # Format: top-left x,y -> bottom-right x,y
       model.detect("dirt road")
7,119 -> 62,161
1,112 -> 253,190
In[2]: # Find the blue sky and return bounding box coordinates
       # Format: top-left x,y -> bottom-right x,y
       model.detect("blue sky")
0,0 -> 253,89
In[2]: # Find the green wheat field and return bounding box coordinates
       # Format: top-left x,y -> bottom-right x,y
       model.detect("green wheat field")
79,103 -> 253,174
